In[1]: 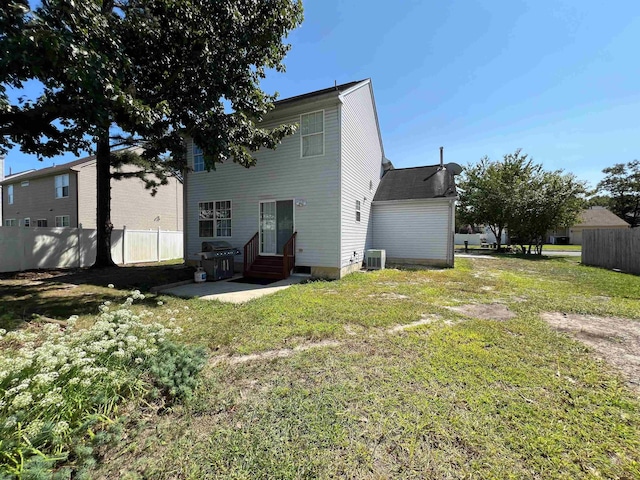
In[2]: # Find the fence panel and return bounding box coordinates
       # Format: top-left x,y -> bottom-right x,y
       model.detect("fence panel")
583,228 -> 640,274
160,231 -> 183,261
124,230 -> 158,263
0,227 -> 183,272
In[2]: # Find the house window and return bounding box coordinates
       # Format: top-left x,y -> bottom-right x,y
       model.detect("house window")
55,216 -> 69,227
193,144 -> 205,172
23,218 -> 30,227
198,201 -> 232,237
355,200 -> 361,222
215,200 -> 232,237
4,219 -> 16,227
55,174 -> 69,198
21,181 -> 29,187
300,111 -> 324,157
198,201 -> 215,237
7,185 -> 13,205
37,219 -> 48,227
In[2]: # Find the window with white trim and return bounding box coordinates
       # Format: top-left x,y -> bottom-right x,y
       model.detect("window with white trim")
37,219 -> 48,227
55,174 -> 69,198
7,185 -> 13,204
21,181 -> 29,187
4,219 -> 16,227
193,144 -> 205,172
355,200 -> 361,222
198,201 -> 214,237
198,201 -> 232,237
23,218 -> 30,227
55,215 -> 69,227
300,111 -> 324,157
215,200 -> 232,237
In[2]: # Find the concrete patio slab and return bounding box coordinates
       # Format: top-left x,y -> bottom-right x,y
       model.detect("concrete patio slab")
158,274 -> 309,303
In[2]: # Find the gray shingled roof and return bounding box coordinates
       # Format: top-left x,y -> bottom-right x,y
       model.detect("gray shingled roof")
0,155 -> 96,185
575,207 -> 629,228
274,80 -> 367,106
373,165 -> 457,201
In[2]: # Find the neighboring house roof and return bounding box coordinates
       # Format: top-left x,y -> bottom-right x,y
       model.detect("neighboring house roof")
3,169 -> 37,181
574,207 -> 629,228
274,79 -> 367,107
373,165 -> 457,201
0,156 -> 95,185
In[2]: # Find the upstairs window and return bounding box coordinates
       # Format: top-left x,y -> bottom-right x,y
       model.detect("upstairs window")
37,219 -> 48,227
300,111 -> 324,157
4,219 -> 16,227
355,200 -> 361,222
21,181 -> 29,187
193,144 -> 205,172
7,185 -> 13,204
55,174 -> 69,198
23,218 -> 30,227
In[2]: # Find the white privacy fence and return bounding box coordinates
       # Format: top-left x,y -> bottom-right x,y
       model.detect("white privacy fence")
0,226 -> 183,273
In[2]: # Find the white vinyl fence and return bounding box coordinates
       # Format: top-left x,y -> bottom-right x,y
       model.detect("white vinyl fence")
0,226 -> 183,273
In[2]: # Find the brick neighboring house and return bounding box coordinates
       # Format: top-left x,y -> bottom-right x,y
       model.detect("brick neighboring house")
1,152 -> 183,231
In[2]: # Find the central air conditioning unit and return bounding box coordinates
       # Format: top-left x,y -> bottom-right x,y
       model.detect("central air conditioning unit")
366,249 -> 386,270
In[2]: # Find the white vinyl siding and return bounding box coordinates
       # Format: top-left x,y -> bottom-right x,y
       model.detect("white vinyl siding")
193,144 -> 205,172
55,174 -> 69,198
185,100 -> 340,268
7,185 -> 13,204
300,110 -> 324,157
339,81 -> 384,269
55,215 -> 70,227
373,200 -> 454,264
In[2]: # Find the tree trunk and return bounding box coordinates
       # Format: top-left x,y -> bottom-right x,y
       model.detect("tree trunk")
489,225 -> 502,251
92,128 -> 117,268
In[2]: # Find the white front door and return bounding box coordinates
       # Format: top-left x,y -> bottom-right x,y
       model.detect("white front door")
260,200 -> 294,255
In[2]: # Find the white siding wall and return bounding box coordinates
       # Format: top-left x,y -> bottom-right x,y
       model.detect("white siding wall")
339,82 -> 384,270
372,200 -> 454,264
185,99 -> 341,268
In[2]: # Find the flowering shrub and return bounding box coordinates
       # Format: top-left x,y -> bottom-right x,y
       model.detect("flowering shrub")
0,290 -> 206,478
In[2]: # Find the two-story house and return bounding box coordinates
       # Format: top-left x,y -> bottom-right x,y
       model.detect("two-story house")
1,153 -> 183,231
184,79 -> 457,279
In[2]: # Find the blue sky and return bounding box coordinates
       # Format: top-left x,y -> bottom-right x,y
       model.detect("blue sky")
5,0 -> 640,189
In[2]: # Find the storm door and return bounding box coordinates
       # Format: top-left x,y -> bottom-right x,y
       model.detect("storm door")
259,200 -> 294,255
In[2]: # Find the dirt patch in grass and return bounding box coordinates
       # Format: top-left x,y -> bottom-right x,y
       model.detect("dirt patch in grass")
542,312 -> 640,392
446,303 -> 516,321
368,292 -> 409,300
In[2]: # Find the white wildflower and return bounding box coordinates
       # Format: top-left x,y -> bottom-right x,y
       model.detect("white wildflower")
12,391 -> 33,409
157,301 -> 164,306
107,283 -> 115,288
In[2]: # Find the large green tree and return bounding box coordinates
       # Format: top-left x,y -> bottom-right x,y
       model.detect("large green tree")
1,0 -> 303,266
457,149 -> 587,254
597,160 -> 640,227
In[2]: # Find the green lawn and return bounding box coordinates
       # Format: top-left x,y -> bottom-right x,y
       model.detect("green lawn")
1,257 -> 639,478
